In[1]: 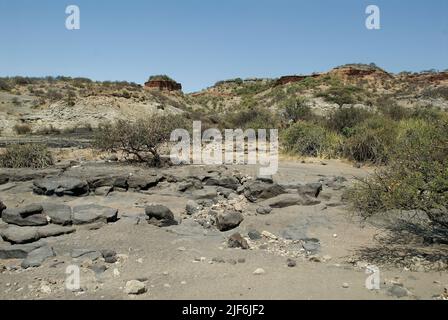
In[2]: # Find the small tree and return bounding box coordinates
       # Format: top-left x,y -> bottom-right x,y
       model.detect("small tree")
281,97 -> 313,122
94,114 -> 186,166
347,118 -> 448,231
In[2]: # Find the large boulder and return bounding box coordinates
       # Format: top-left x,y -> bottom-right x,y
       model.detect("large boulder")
0,226 -> 39,244
205,175 -> 240,190
72,204 -> 118,225
177,179 -> 203,192
2,204 -> 48,226
41,203 -> 72,225
21,245 -> 56,268
260,194 -> 320,208
192,187 -> 218,200
216,210 -> 243,231
128,175 -> 162,190
0,241 -> 46,259
87,174 -> 122,189
145,204 -> 177,227
243,181 -> 285,202
0,225 -> 75,244
33,177 -> 89,196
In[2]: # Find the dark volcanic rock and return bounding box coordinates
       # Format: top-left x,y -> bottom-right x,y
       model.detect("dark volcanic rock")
191,187 -> 218,200
216,210 -> 243,231
0,168 -> 62,184
261,194 -> 320,208
243,181 -> 285,202
87,174 -> 122,189
205,175 -> 240,190
0,225 -> 75,244
128,175 -> 162,190
33,177 -> 89,196
113,176 -> 129,190
0,241 -> 46,259
177,179 -> 203,192
72,204 -> 118,225
0,226 -> 39,244
145,204 -> 177,227
2,204 -> 47,226
42,203 -> 72,225
228,232 -> 249,249
21,245 -> 56,269
0,200 -> 6,217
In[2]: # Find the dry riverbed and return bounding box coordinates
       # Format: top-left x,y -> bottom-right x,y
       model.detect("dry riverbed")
0,158 -> 447,300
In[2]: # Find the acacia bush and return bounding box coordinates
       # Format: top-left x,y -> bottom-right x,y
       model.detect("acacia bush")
326,106 -> 373,136
94,114 -> 186,166
0,144 -> 53,168
282,122 -> 342,158
223,107 -> 280,130
281,97 -> 314,122
347,118 -> 448,230
343,116 -> 397,164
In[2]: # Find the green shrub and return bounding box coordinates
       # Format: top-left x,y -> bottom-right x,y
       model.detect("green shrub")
376,97 -> 410,121
0,79 -> 13,91
14,123 -> 32,135
326,106 -> 373,136
148,75 -> 176,82
347,118 -> 448,230
344,116 -> 397,164
282,122 -> 342,158
223,107 -> 279,130
409,105 -> 444,122
317,85 -> 363,106
0,144 -> 53,168
281,97 -> 314,122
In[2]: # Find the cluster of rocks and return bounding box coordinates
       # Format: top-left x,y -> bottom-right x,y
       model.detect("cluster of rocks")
32,173 -> 164,197
0,200 -> 119,269
179,172 -> 324,232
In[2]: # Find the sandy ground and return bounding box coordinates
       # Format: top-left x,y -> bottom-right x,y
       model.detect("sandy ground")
0,159 -> 447,300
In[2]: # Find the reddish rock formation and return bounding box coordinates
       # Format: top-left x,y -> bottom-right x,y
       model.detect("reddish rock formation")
275,74 -> 319,86
144,80 -> 182,92
405,72 -> 448,84
331,66 -> 393,80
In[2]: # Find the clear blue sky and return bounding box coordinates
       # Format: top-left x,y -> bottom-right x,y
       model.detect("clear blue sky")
1,0 -> 447,92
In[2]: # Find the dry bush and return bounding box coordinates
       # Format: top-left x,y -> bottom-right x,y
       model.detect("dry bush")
0,144 -> 53,168
13,123 -> 32,135
94,114 -> 186,166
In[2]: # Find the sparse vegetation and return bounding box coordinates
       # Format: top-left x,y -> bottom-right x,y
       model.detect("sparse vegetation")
281,97 -> 314,122
0,144 -> 53,168
326,106 -> 373,136
282,122 -> 342,158
13,123 -> 32,135
94,114 -> 186,166
348,117 -> 448,231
